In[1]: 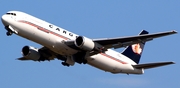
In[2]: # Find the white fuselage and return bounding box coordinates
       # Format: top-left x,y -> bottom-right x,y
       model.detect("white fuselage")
1,11 -> 143,74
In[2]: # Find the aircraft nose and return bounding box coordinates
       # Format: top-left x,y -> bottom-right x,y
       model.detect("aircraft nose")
1,15 -> 9,26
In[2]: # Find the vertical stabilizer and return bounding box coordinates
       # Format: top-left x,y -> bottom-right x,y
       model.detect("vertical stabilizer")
121,30 -> 149,64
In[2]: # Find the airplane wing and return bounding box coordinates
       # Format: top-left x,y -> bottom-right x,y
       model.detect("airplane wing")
93,30 -> 177,49
132,62 -> 175,69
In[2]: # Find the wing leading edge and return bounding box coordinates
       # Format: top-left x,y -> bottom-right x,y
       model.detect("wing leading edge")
93,30 -> 177,49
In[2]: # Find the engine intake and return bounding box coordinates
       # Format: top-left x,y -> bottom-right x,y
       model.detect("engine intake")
75,36 -> 95,51
75,36 -> 105,52
22,46 -> 40,61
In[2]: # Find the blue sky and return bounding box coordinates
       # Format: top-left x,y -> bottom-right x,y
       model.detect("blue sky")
0,0 -> 179,88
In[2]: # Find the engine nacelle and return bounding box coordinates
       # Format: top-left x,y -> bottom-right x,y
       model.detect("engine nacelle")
75,36 -> 95,51
22,46 -> 40,61
75,36 -> 105,52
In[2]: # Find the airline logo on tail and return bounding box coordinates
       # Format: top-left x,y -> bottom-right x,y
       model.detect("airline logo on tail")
132,43 -> 142,55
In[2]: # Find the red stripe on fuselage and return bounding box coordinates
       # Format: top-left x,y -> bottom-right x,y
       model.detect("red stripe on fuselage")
18,20 -> 69,40
100,53 -> 127,64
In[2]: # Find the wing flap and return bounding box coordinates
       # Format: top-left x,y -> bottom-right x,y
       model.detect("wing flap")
132,62 -> 175,69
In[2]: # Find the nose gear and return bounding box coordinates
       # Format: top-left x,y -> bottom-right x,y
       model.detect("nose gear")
5,25 -> 18,36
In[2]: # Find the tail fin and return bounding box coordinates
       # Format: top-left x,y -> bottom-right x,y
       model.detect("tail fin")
121,30 -> 149,64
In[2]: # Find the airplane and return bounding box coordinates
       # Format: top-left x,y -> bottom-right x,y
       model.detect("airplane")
1,11 -> 177,74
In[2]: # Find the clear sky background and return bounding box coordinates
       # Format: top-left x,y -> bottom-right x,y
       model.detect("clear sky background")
0,0 -> 179,88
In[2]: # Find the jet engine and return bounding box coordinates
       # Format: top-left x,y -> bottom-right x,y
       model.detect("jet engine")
75,36 -> 105,52
21,46 -> 40,61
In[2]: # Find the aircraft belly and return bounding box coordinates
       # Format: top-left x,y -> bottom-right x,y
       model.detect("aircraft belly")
87,54 -> 143,74
87,54 -> 124,73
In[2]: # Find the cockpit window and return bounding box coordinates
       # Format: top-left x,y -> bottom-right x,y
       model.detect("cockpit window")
6,13 -> 16,16
6,13 -> 11,15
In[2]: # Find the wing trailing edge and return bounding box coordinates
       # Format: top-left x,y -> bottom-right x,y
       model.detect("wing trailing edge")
132,62 -> 175,69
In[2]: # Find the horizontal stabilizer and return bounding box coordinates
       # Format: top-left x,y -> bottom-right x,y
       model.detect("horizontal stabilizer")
132,62 -> 175,69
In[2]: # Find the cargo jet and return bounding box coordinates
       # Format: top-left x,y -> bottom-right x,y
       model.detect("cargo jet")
1,11 -> 177,74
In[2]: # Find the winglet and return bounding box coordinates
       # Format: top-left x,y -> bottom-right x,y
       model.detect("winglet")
171,30 -> 178,33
